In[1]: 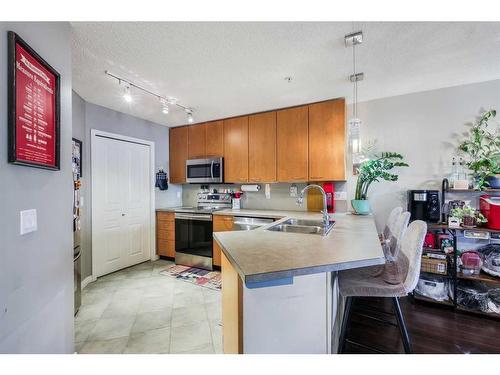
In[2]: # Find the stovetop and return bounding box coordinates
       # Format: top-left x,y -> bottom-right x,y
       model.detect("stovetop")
174,192 -> 232,214
174,206 -> 227,214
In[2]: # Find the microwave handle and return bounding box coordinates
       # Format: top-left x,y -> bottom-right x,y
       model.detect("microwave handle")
210,160 -> 214,179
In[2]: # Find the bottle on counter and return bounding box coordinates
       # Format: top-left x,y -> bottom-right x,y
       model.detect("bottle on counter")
451,157 -> 458,185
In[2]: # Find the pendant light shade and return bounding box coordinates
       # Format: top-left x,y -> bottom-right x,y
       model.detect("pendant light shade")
345,30 -> 364,171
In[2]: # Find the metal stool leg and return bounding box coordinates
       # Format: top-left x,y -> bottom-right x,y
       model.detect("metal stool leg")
338,296 -> 354,353
392,297 -> 412,354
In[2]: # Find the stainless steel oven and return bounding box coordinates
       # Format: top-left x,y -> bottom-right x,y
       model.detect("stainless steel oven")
186,157 -> 223,184
175,212 -> 214,270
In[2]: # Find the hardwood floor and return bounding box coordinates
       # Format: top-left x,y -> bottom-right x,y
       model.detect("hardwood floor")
343,296 -> 500,354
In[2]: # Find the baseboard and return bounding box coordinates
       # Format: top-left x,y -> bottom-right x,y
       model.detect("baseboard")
82,275 -> 94,290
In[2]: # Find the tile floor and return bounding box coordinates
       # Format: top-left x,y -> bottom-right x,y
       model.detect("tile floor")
75,259 -> 222,354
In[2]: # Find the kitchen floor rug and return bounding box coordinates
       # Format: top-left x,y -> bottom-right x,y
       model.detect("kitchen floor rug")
160,264 -> 222,290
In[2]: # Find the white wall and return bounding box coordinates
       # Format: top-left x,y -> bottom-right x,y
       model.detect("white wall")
347,79 -> 500,230
0,23 -> 73,353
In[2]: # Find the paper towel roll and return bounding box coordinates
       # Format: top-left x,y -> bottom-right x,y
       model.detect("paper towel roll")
241,184 -> 261,192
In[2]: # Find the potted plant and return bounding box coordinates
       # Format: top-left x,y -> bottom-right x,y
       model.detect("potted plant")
458,110 -> 500,190
449,205 -> 487,228
352,151 -> 409,214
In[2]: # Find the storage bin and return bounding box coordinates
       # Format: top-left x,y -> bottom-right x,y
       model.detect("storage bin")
421,257 -> 447,275
415,274 -> 449,301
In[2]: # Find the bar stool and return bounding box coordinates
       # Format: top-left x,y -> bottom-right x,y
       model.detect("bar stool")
338,220 -> 427,354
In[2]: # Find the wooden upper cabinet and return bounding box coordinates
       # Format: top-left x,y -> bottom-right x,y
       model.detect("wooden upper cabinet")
277,106 -> 309,182
188,123 -> 206,159
248,112 -> 277,183
169,126 -> 188,184
308,99 -> 346,181
223,116 -> 249,183
205,120 -> 224,157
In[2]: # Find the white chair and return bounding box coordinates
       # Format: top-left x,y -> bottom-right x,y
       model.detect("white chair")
338,220 -> 427,353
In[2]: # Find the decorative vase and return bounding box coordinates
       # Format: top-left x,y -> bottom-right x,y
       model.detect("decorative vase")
351,199 -> 371,215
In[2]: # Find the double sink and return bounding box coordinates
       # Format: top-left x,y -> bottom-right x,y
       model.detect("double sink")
266,218 -> 335,236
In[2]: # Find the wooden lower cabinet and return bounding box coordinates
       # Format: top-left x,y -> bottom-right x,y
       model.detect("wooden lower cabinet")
212,215 -> 234,267
156,211 -> 175,258
221,251 -> 243,354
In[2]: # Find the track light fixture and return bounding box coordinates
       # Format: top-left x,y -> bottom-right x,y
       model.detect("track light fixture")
106,71 -> 194,123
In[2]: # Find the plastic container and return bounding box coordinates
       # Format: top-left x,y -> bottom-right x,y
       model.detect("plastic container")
415,274 -> 449,301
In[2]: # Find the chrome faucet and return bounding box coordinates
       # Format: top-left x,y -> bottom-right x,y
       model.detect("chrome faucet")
296,184 -> 330,226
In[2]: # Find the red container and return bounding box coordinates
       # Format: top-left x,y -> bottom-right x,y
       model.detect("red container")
480,195 -> 500,230
323,182 -> 335,213
424,232 -> 436,248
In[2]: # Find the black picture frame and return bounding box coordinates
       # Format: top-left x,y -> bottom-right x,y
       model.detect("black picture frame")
72,138 -> 82,180
8,31 -> 61,171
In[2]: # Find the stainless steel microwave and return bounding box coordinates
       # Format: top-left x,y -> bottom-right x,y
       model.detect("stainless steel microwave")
186,157 -> 223,183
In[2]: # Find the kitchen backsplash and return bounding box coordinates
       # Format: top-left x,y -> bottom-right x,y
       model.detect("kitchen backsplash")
182,182 -> 348,212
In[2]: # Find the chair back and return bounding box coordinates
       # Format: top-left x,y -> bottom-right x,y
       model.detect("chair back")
388,211 -> 411,259
383,206 -> 403,239
401,220 -> 428,293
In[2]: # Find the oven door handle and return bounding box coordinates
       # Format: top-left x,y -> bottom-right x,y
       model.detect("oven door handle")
175,213 -> 213,221
210,160 -> 214,180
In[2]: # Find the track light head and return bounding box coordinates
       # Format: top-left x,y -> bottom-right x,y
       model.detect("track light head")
160,98 -> 169,115
186,108 -> 194,123
122,83 -> 132,103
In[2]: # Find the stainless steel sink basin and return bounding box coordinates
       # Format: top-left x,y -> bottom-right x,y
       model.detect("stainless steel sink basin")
266,218 -> 335,236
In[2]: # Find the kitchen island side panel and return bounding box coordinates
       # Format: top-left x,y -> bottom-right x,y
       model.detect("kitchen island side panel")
242,272 -> 333,354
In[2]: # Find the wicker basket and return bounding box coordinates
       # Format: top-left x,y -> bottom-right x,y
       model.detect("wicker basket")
421,257 -> 448,275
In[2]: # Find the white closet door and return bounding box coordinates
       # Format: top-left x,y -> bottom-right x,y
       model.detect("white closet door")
122,141 -> 151,267
93,135 -> 151,277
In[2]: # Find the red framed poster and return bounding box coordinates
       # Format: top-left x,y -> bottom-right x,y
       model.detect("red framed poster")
8,31 -> 60,170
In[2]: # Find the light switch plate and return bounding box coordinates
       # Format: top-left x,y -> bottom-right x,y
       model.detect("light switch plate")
20,209 -> 37,235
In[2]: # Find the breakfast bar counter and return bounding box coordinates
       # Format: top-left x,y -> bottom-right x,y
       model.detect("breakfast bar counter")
213,210 -> 385,284
212,209 -> 385,354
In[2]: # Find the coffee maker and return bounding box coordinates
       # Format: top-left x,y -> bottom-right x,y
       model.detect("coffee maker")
408,190 -> 440,223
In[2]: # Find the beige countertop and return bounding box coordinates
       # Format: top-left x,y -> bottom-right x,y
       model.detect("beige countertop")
213,209 -> 385,284
156,207 -> 179,212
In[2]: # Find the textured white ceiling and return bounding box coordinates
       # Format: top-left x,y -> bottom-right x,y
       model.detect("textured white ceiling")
72,22 -> 500,127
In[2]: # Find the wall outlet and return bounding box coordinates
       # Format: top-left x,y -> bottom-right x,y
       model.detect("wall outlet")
20,209 -> 37,235
289,184 -> 298,197
176,191 -> 181,199
334,191 -> 347,201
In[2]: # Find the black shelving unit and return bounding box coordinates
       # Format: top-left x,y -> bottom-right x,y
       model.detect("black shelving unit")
413,222 -> 500,319
412,181 -> 500,317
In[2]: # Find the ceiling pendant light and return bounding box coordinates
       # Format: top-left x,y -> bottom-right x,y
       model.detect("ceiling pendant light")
122,82 -> 132,103
344,30 -> 364,172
